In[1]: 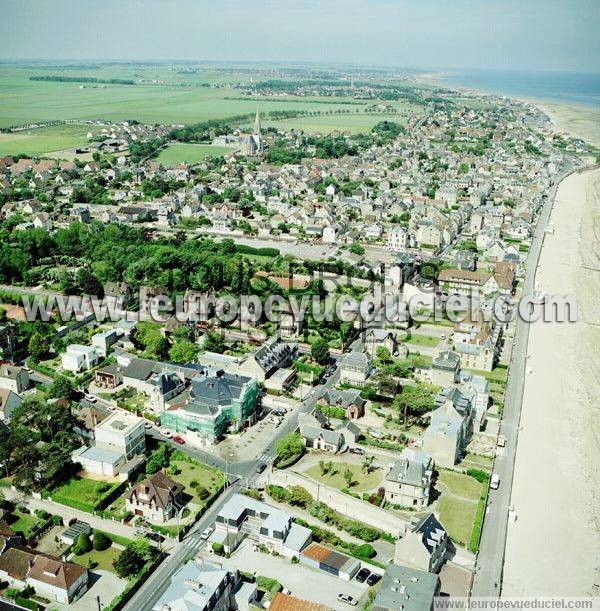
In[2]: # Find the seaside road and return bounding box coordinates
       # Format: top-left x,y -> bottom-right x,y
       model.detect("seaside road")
471,163 -> 575,597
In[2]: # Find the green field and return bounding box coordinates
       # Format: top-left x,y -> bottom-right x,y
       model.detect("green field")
157,143 -> 237,165
0,123 -> 91,156
0,65 -> 425,134
304,462 -> 383,493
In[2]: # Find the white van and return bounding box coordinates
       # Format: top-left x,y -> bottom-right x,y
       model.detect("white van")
497,435 -> 506,447
490,473 -> 500,490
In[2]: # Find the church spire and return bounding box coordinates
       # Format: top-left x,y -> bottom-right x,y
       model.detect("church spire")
254,107 -> 261,136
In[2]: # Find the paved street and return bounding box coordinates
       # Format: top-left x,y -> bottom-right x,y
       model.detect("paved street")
471,164 -> 575,596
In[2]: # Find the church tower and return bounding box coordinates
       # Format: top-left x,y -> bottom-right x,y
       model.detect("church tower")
254,107 -> 261,136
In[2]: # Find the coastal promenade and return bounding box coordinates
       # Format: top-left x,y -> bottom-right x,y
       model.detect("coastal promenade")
471,161 -> 576,597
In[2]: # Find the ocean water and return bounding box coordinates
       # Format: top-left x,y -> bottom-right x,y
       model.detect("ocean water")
437,69 -> 600,108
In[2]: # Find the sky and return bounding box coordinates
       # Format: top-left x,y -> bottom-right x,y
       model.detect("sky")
1,0 -> 599,72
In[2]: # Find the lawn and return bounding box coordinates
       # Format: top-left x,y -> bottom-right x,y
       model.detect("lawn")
438,496 -> 478,546
404,332 -> 440,348
170,457 -> 224,504
117,391 -> 148,413
9,510 -> 39,535
48,476 -> 119,512
437,470 -> 482,500
459,453 -> 493,473
0,124 -> 91,156
72,546 -> 122,573
157,143 -> 237,165
304,462 -> 382,493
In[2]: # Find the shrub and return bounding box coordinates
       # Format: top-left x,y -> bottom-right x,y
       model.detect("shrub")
93,531 -> 111,551
73,533 -> 92,556
212,542 -> 224,556
467,468 -> 489,484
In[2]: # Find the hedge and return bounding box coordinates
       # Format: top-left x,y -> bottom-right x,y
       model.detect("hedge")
92,529 -> 132,548
274,450 -> 304,470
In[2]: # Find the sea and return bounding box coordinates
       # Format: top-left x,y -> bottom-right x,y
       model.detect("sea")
436,69 -> 600,109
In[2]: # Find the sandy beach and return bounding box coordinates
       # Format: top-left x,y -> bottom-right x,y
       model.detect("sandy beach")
533,101 -> 600,149
503,168 -> 600,596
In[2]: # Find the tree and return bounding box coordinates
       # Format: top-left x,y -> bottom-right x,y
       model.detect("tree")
202,330 -> 225,354
28,332 -> 49,361
362,454 -> 375,475
93,531 -> 111,551
113,546 -> 144,578
47,375 -> 74,399
349,243 -> 365,255
318,459 -> 326,476
146,443 -> 172,475
275,433 -> 304,462
393,382 -> 437,420
343,468 -> 354,488
73,532 -> 92,556
375,346 -> 391,363
311,338 -> 330,365
288,485 -> 312,508
169,340 -> 199,364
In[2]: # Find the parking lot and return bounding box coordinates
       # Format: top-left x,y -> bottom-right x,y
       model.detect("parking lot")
199,538 -> 366,608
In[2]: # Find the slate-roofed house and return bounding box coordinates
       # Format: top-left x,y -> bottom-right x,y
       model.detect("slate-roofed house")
318,388 -> 366,420
238,336 -> 299,382
429,350 -> 460,386
394,513 -> 448,573
0,388 -> 22,422
364,328 -> 398,359
384,448 -> 433,509
125,471 -> 185,523
422,387 -> 472,467
372,563 -> 440,611
0,364 -> 29,394
160,370 -> 260,444
339,351 -> 372,385
298,412 -> 345,453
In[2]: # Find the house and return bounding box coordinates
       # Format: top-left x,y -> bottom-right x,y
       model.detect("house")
125,471 -> 185,523
364,328 -> 398,359
238,336 -> 299,382
318,388 -> 365,420
339,351 -> 372,385
388,225 -> 408,251
422,388 -> 472,467
0,546 -> 88,604
61,344 -> 100,374
91,329 -> 119,357
394,513 -> 448,573
438,268 -> 498,298
298,412 -> 345,453
32,212 -> 53,231
211,493 -> 312,557
372,564 -> 440,611
160,370 -> 260,445
95,363 -> 123,389
94,411 -> 146,460
299,542 -> 360,581
152,561 -> 242,611
0,388 -> 22,422
0,365 -> 29,394
429,350 -> 460,386
384,448 -> 433,509
270,592 -> 330,611
0,522 -> 22,555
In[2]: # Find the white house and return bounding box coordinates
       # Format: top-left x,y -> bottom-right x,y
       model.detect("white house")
61,344 -> 100,374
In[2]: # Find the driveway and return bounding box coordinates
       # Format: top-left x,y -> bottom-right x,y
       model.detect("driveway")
200,538 -> 367,608
50,570 -> 126,611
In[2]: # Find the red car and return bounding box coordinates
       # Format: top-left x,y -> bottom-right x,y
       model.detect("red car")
173,435 -> 186,445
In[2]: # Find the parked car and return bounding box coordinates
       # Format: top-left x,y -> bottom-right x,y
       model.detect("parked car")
144,422 -> 153,430
355,568 -> 371,583
160,429 -> 173,438
366,573 -> 382,586
84,394 -> 96,403
173,435 -> 185,445
107,406 -> 116,412
490,473 -> 500,489
200,527 -> 214,541
497,435 -> 506,447
349,447 -> 365,455
256,462 -> 267,473
338,594 -> 358,606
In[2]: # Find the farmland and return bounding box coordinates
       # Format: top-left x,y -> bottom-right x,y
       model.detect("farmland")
0,64 -> 426,136
157,143 -> 238,165
0,123 -> 92,157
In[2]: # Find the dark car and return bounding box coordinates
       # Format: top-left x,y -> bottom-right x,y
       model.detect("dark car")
256,462 -> 267,473
355,568 -> 371,583
366,573 -> 382,586
349,447 -> 365,455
